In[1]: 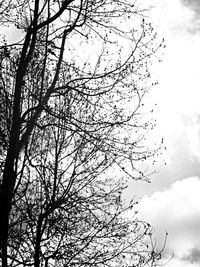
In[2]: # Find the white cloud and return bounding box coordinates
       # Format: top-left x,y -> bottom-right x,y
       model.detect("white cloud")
138,177 -> 200,265
148,0 -> 200,116
147,0 -> 199,34
147,0 -> 200,163
134,2 -> 200,265
126,0 -> 200,200
165,257 -> 199,267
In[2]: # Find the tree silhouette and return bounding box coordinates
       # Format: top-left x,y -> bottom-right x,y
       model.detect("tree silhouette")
0,0 -> 164,266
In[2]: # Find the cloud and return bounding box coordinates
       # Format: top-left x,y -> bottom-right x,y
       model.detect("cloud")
149,0 -> 200,186
182,247 -> 200,264
144,0 -> 200,152
138,177 -> 200,259
132,2 -> 200,266
181,0 -> 200,13
179,0 -> 200,33
125,0 -> 200,202
165,257 -> 199,267
146,0 -> 196,34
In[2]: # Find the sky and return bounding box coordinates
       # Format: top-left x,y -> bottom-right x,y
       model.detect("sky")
1,1 -> 200,266
131,0 -> 200,266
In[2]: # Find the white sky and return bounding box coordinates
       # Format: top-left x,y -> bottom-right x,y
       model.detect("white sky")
132,0 -> 200,266
2,1 -> 200,266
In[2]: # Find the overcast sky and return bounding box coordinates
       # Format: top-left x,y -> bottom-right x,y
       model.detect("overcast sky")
131,0 -> 200,266
2,1 -> 200,266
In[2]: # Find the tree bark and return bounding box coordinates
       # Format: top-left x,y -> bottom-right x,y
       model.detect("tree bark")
34,216 -> 43,267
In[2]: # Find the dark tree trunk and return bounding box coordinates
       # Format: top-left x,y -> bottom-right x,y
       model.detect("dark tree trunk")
0,160 -> 17,267
34,216 -> 43,267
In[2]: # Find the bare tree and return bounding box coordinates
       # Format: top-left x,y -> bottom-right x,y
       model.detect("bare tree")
0,0 -> 164,266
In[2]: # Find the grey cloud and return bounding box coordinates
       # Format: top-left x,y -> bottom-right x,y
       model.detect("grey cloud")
126,127 -> 200,197
181,0 -> 200,12
180,0 -> 200,33
182,247 -> 200,264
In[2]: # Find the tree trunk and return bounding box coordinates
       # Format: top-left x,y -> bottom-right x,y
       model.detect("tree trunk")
34,216 -> 43,267
0,161 -> 17,267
